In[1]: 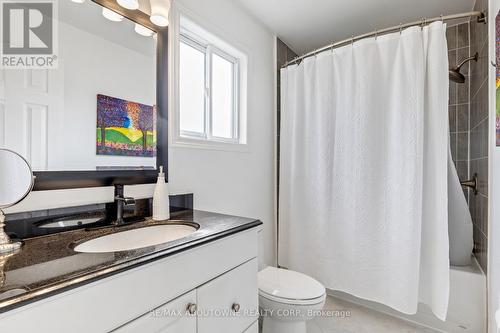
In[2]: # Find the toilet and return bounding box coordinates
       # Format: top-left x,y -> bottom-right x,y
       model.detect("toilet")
258,266 -> 326,333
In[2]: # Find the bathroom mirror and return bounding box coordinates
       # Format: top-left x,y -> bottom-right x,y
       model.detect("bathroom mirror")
0,0 -> 169,190
0,149 -> 34,209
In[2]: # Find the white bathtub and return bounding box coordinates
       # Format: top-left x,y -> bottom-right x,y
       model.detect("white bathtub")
329,257 -> 486,332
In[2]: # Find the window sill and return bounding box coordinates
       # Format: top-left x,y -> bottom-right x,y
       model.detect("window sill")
170,136 -> 250,153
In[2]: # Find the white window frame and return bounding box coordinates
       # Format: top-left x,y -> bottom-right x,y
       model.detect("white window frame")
170,8 -> 248,151
179,32 -> 240,144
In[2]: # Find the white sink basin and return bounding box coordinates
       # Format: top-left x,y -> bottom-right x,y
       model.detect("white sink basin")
73,224 -> 198,253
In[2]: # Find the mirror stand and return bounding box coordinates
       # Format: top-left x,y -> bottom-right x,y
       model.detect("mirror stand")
0,210 -> 21,254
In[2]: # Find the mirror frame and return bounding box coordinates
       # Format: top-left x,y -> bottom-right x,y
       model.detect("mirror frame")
32,0 -> 168,191
0,149 -> 34,209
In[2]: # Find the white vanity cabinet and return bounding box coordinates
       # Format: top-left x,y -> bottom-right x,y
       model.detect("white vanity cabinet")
0,227 -> 260,333
114,259 -> 258,333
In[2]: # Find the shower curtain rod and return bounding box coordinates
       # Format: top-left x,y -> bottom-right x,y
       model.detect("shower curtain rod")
281,11 -> 486,68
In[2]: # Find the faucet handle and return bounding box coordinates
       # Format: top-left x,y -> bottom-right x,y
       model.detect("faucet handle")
115,196 -> 135,206
123,197 -> 135,206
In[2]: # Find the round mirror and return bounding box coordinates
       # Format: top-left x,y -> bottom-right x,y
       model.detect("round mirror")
0,149 -> 33,209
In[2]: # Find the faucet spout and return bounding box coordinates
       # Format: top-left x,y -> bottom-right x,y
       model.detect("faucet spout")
113,184 -> 136,225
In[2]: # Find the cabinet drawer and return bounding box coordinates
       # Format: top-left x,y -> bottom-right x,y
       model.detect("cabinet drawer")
112,290 -> 196,333
197,259 -> 258,333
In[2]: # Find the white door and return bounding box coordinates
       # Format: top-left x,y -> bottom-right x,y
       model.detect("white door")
2,67 -> 63,170
112,290 -> 197,333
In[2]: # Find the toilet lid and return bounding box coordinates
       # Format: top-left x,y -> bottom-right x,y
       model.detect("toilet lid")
258,267 -> 325,301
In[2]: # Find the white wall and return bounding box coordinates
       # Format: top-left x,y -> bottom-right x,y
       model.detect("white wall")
6,0 -> 277,268
488,0 -> 500,331
167,0 -> 276,268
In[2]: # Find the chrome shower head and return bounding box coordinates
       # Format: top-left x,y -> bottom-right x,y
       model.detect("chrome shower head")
449,52 -> 478,83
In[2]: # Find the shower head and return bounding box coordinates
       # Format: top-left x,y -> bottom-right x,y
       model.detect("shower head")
449,52 -> 478,83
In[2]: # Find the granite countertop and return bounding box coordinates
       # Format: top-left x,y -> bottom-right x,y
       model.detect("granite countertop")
0,210 -> 262,313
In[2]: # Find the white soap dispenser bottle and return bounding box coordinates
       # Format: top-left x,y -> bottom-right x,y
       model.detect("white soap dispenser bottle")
153,166 -> 170,221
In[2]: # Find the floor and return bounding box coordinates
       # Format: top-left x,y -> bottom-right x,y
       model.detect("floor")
306,296 -> 439,333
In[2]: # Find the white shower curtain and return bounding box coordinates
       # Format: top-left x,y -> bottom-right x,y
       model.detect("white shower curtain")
279,22 -> 450,320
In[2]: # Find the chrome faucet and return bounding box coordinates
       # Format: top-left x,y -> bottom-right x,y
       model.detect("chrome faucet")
113,184 -> 135,225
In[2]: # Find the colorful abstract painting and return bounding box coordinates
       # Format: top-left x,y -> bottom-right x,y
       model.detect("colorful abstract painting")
96,94 -> 156,157
496,11 -> 500,146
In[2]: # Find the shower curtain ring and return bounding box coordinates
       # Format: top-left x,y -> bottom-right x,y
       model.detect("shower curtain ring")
375,29 -> 378,40
399,23 -> 403,34
440,14 -> 444,22
351,35 -> 354,46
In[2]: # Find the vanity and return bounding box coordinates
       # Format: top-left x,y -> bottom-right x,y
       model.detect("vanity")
0,210 -> 261,333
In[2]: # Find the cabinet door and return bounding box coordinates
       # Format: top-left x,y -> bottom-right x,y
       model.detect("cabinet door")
243,321 -> 258,333
197,259 -> 258,333
112,290 -> 197,333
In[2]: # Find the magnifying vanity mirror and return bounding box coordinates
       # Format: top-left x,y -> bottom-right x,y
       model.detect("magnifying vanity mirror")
0,149 -> 34,253
0,0 -> 168,191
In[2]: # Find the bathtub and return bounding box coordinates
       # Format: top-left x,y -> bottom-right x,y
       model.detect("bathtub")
329,257 -> 486,332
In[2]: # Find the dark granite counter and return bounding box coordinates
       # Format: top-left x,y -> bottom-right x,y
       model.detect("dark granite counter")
0,210 -> 262,313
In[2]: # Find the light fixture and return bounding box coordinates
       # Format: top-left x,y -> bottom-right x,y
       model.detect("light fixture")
117,0 -> 139,10
135,23 -> 154,37
71,0 -> 85,3
149,0 -> 170,27
102,8 -> 124,22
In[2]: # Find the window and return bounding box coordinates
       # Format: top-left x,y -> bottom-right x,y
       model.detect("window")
178,26 -> 241,144
172,14 -> 247,149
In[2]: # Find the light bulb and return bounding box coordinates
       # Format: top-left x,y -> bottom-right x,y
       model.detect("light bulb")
102,8 -> 124,22
150,0 -> 170,27
135,24 -> 154,37
117,0 -> 139,10
150,15 -> 169,27
71,0 -> 85,3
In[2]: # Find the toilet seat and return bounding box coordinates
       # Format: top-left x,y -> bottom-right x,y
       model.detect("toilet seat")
258,267 -> 326,305
259,289 -> 326,305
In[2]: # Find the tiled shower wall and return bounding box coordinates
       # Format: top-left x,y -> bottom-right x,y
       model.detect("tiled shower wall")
469,0 -> 489,273
447,22 -> 471,194
447,11 -> 489,273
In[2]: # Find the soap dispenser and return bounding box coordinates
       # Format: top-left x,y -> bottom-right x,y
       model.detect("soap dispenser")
153,166 -> 170,221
